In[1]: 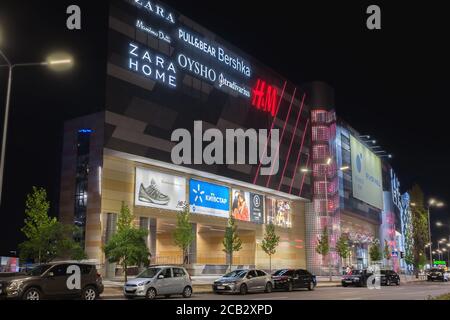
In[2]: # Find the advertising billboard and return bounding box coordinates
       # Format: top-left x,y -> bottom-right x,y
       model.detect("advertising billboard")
189,179 -> 230,218
266,197 -> 292,228
231,189 -> 264,224
350,135 -> 383,209
135,167 -> 186,210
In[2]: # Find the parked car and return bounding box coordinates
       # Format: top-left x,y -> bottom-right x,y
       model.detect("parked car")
272,269 -> 316,291
0,262 -> 104,300
427,268 -> 449,282
213,269 -> 274,295
341,269 -> 372,287
123,266 -> 192,299
380,270 -> 400,286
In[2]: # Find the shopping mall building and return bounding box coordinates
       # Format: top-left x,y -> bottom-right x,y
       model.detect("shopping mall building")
58,0 -> 413,277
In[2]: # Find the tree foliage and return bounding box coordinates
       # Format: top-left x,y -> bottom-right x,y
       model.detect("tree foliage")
316,227 -> 329,256
104,202 -> 150,282
409,184 -> 429,268
369,242 -> 382,262
336,234 -> 350,260
261,223 -> 280,272
384,239 -> 391,260
223,215 -> 242,271
173,205 -> 195,265
19,187 -> 86,263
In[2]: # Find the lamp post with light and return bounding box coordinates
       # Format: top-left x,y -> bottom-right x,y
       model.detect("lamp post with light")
412,199 -> 445,268
0,44 -> 73,206
302,158 -> 349,281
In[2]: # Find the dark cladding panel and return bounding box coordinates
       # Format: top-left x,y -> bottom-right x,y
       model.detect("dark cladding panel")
106,0 -> 311,199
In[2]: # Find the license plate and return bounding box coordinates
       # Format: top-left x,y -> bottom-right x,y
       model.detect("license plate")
345,280 -> 352,283
432,276 -> 437,278
217,286 -> 225,290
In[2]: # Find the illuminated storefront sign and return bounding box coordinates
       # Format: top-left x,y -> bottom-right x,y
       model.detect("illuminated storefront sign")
189,179 -> 230,218
232,189 -> 264,223
391,169 -> 401,211
266,197 -> 292,228
251,79 -> 278,117
434,260 -> 447,266
219,73 -> 250,98
136,20 -> 171,43
128,43 -> 177,88
177,53 -> 217,82
134,0 -> 175,24
178,28 -> 251,77
135,167 -> 186,210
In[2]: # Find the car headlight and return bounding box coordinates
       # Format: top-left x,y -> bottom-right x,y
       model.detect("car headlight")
137,281 -> 149,287
7,281 -> 23,291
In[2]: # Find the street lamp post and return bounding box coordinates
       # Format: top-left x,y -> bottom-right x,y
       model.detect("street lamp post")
0,48 -> 72,206
425,199 -> 444,268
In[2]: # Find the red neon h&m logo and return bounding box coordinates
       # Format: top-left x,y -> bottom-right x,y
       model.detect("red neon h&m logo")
251,79 -> 278,117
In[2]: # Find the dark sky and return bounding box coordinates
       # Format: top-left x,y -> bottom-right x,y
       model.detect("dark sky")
0,0 -> 449,256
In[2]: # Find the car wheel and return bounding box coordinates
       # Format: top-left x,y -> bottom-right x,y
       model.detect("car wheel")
146,288 -> 157,300
308,281 -> 315,291
396,279 -> 400,286
182,286 -> 192,298
239,284 -> 248,295
82,286 -> 98,300
286,282 -> 293,292
22,287 -> 42,301
386,279 -> 391,286
265,282 -> 273,293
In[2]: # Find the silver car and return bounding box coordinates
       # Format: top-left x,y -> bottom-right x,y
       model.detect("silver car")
213,269 -> 274,295
123,266 -> 193,299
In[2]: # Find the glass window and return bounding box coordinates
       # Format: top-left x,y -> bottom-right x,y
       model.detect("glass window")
50,264 -> 68,276
173,268 -> 186,278
272,269 -> 293,276
223,270 -> 247,278
138,268 -> 161,278
247,270 -> 257,278
79,264 -> 93,275
256,270 -> 266,277
160,268 -> 172,278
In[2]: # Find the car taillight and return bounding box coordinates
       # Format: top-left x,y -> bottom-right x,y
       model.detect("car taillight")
97,272 -> 102,279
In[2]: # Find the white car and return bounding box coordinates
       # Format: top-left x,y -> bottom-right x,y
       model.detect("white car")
123,266 -> 193,299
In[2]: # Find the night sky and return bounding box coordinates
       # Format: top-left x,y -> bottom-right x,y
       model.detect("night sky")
0,1 -> 449,256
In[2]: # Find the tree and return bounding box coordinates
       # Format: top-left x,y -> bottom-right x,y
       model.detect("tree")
261,223 -> 280,273
173,205 -> 195,265
104,202 -> 150,282
409,184 -> 429,270
336,234 -> 350,269
316,227 -> 331,279
369,243 -> 382,262
223,215 -> 242,272
384,239 -> 392,260
316,227 -> 329,256
19,187 -> 86,263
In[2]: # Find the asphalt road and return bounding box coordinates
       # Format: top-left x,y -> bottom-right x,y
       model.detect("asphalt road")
102,281 -> 450,300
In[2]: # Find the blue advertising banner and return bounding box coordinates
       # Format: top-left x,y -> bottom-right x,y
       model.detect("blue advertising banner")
189,179 -> 230,218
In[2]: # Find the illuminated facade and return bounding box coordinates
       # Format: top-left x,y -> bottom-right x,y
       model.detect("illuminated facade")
59,0 -> 312,277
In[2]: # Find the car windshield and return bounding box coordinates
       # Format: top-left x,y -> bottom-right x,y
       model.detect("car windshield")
273,269 -> 292,276
137,268 -> 161,278
223,270 -> 247,278
26,264 -> 52,276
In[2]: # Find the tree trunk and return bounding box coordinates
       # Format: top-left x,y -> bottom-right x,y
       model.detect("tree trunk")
124,263 -> 128,282
269,255 -> 272,274
229,252 -> 233,272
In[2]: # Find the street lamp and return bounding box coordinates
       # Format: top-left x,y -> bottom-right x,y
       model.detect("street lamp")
425,199 -> 445,268
302,159 -> 349,281
0,46 -> 73,206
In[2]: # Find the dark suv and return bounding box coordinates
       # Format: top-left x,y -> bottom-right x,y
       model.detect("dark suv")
0,262 -> 104,300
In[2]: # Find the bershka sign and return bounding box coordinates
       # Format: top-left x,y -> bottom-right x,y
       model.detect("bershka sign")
133,0 -> 175,24
178,28 -> 251,78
